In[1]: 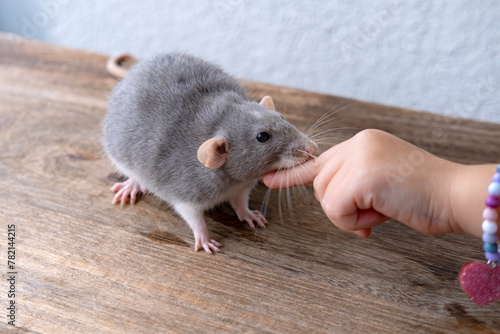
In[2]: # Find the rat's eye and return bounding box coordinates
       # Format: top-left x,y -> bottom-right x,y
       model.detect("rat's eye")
256,132 -> 271,143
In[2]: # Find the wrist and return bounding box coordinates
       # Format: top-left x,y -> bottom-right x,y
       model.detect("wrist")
449,164 -> 500,238
424,156 -> 461,234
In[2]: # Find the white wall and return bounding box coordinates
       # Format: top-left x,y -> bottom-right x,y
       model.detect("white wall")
1,0 -> 499,123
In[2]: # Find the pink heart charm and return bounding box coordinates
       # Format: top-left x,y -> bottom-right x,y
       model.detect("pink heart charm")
459,261 -> 500,306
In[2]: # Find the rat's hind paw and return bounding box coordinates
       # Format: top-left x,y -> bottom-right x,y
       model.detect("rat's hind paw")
194,234 -> 222,254
237,210 -> 268,229
111,178 -> 147,206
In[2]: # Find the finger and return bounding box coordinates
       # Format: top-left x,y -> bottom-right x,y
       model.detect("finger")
358,209 -> 388,226
312,157 -> 344,202
263,158 -> 320,189
264,143 -> 346,189
325,205 -> 387,235
320,172 -> 387,233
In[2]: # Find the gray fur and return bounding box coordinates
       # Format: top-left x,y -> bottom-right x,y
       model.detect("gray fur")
103,53 -> 314,211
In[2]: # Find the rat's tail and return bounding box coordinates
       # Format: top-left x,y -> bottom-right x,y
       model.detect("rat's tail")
106,53 -> 138,79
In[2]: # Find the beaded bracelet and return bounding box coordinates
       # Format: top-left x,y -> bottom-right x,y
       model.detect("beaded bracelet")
459,164 -> 500,305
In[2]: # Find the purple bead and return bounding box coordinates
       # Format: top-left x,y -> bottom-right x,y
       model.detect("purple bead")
485,195 -> 499,208
485,251 -> 500,262
494,172 -> 500,182
483,232 -> 499,244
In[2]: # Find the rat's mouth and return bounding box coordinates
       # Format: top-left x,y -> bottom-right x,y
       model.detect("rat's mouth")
293,142 -> 318,164
265,141 -> 318,174
273,150 -> 317,171
294,152 -> 317,169
259,152 -> 317,183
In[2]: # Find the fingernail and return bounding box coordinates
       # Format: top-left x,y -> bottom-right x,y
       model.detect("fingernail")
352,230 -> 365,237
352,228 -> 371,238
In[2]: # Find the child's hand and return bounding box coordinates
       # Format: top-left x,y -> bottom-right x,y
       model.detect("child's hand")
264,129 -> 461,237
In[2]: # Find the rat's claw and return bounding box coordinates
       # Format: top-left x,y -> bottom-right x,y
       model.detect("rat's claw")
110,183 -> 123,193
245,219 -> 255,229
120,190 -> 130,206
211,239 -> 222,248
130,190 -> 137,205
110,178 -> 146,206
195,236 -> 222,254
111,188 -> 126,205
237,209 -> 267,228
112,192 -> 120,204
252,210 -> 267,228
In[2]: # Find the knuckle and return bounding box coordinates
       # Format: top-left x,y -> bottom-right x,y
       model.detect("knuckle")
322,201 -> 337,222
355,128 -> 382,142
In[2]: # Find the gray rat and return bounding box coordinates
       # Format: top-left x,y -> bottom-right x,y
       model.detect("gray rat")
103,53 -> 317,253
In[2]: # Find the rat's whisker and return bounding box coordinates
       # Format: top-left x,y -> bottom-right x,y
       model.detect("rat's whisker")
313,136 -> 348,143
302,113 -> 317,134
291,170 -> 307,203
312,138 -> 348,147
276,163 -> 286,221
311,135 -> 355,149
305,102 -> 354,136
307,100 -> 350,132
309,127 -> 361,141
307,114 -> 344,137
286,170 -> 294,219
260,186 -> 272,219
296,149 -> 317,160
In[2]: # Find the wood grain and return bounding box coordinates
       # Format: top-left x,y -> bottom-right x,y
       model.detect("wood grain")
1,33 -> 500,333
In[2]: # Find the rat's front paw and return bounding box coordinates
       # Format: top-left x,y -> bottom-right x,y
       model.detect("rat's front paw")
194,233 -> 222,254
237,209 -> 268,228
110,178 -> 147,206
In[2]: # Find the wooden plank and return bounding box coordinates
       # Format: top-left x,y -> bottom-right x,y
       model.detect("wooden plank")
1,33 -> 499,333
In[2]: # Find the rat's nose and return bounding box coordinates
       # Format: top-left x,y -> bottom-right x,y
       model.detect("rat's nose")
307,141 -> 318,156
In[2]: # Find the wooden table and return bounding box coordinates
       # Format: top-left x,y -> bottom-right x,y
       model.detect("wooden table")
1,33 -> 499,333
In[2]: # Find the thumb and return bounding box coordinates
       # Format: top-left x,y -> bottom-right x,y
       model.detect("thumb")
263,158 -> 320,189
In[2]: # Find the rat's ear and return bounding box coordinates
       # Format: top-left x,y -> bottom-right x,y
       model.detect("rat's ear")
197,138 -> 228,169
259,96 -> 275,111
